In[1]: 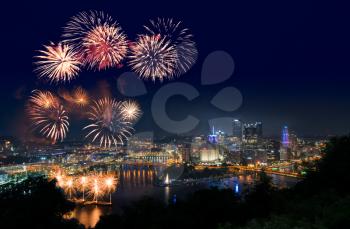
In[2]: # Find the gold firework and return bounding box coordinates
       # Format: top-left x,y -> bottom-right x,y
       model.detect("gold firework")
72,87 -> 89,106
121,100 -> 142,122
29,90 -> 58,109
52,171 -> 118,203
34,42 -> 81,83
28,90 -> 69,142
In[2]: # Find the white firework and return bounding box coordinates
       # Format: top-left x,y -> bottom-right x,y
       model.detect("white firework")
83,98 -> 133,148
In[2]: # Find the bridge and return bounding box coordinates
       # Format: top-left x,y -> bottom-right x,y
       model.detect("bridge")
195,164 -> 302,178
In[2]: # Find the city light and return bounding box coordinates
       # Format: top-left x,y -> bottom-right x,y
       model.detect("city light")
0,3 -> 345,229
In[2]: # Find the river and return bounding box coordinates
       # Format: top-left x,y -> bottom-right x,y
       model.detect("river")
67,165 -> 301,228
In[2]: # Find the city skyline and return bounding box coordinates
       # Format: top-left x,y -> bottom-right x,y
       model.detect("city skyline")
1,2 -> 350,229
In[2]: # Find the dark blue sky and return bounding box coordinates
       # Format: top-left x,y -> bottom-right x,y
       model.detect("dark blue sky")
1,0 -> 350,139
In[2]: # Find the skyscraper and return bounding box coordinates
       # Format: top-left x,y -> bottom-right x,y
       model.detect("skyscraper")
243,122 -> 263,143
232,119 -> 243,141
280,126 -> 291,160
241,122 -> 264,164
208,126 -> 218,144
178,143 -> 191,163
267,140 -> 280,162
282,126 -> 290,147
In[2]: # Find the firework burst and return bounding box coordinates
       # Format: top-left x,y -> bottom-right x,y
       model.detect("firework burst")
34,42 -> 81,83
72,87 -> 89,106
59,87 -> 89,107
52,172 -> 118,203
63,11 -> 128,70
83,98 -> 133,148
128,35 -> 177,81
54,171 -> 66,187
83,25 -> 128,70
64,177 -> 76,199
29,90 -> 58,108
63,11 -> 113,48
28,90 -> 69,142
144,18 -> 198,76
121,100 -> 142,122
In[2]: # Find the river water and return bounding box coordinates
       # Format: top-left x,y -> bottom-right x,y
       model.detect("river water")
68,165 -> 300,228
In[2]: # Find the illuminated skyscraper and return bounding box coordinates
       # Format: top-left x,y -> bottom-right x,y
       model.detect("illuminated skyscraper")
280,126 -> 291,160
232,119 -> 243,141
243,122 -> 263,143
267,140 -> 280,162
241,122 -> 264,164
282,126 -> 290,147
208,126 -> 218,144
178,143 -> 191,163
282,128 -> 299,159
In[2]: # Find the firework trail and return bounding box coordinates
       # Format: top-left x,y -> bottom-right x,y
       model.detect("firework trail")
34,42 -> 81,83
144,18 -> 198,76
83,98 -> 133,148
128,35 -> 177,81
121,100 -> 142,122
63,11 -> 128,70
28,90 -> 69,143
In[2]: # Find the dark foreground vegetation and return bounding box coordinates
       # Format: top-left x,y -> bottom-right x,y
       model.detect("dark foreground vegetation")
0,176 -> 83,228
2,136 -> 350,228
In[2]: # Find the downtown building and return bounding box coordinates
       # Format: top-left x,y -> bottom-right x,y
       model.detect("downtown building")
232,119 -> 243,142
279,126 -> 302,160
280,126 -> 292,160
241,122 -> 267,165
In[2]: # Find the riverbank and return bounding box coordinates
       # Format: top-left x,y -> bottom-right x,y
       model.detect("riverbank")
70,170 -> 301,228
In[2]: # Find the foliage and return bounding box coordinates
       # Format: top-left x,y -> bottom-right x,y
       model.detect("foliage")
0,176 -> 83,229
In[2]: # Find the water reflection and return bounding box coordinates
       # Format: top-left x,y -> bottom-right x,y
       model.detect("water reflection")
73,165 -> 300,228
120,165 -> 158,188
69,205 -> 111,228
164,186 -> 170,204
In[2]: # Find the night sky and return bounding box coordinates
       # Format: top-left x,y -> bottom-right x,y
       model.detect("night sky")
1,0 -> 350,140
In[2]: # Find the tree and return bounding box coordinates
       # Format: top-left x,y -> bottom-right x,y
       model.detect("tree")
0,176 -> 83,229
244,171 -> 276,218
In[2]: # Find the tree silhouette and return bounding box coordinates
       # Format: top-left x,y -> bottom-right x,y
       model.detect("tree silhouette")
0,176 -> 83,229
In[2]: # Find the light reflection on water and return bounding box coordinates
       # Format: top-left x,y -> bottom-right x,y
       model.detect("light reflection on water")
69,205 -> 110,228
72,165 -> 300,228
